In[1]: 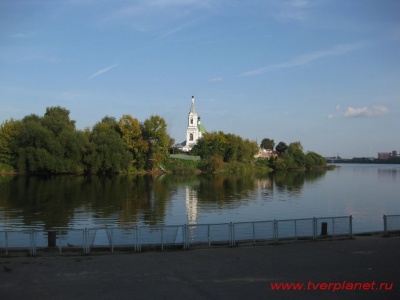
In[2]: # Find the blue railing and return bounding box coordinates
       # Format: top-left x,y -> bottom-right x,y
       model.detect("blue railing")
0,215 -> 357,256
383,214 -> 400,235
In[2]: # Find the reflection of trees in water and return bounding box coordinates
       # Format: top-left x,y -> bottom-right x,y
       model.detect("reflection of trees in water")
0,175 -> 173,229
195,174 -> 257,207
0,176 -> 88,229
377,168 -> 399,180
273,170 -> 327,197
0,170 -> 329,229
0,175 -> 14,185
84,175 -> 172,226
304,169 -> 328,182
274,172 -> 304,196
83,175 -> 172,227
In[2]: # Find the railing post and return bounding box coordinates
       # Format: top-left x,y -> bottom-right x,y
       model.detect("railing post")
134,227 -> 137,252
313,217 -> 316,240
230,222 -> 234,247
5,231 -> 9,256
274,220 -> 278,244
136,227 -> 141,252
187,224 -> 190,249
161,227 -> 164,251
48,230 -> 57,248
30,229 -> 36,257
349,215 -> 353,238
33,230 -> 35,257
86,228 -> 90,255
183,224 -> 187,250
105,227 -> 114,253
294,219 -> 297,241
58,231 -> 62,254
252,222 -> 255,246
383,215 -> 387,236
82,229 -> 85,255
110,228 -> 114,253
207,224 -> 210,247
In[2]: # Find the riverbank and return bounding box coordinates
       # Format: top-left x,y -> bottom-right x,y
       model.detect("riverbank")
1,234 -> 399,300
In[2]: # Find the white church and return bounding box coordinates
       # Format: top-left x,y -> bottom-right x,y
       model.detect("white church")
180,96 -> 206,152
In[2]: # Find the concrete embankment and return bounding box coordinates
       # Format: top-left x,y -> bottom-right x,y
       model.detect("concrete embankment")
0,234 -> 399,300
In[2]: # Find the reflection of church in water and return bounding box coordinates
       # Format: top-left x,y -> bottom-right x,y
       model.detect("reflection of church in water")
185,186 -> 198,225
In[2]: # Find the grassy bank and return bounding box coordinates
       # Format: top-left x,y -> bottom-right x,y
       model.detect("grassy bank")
0,156 -> 330,176
0,162 -> 16,174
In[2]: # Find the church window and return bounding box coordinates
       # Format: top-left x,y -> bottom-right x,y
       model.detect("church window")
189,133 -> 194,141
190,118 -> 193,125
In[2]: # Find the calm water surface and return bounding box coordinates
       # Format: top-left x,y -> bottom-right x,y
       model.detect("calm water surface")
0,164 -> 399,233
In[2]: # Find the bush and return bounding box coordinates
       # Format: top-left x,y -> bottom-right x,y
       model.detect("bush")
164,158 -> 199,175
0,162 -> 14,173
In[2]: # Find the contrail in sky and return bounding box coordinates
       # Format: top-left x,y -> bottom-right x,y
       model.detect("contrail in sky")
88,63 -> 119,80
242,42 -> 363,76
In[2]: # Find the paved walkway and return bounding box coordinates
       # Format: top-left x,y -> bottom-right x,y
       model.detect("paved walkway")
1,235 -> 399,300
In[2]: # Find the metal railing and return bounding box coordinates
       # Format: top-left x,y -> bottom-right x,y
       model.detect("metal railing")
383,214 -> 400,235
0,215 -> 354,256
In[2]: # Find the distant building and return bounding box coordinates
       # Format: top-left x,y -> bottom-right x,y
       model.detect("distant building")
254,148 -> 278,159
378,151 -> 398,159
181,96 -> 206,152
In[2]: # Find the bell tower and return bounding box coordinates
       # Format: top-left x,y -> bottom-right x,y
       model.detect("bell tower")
182,96 -> 205,152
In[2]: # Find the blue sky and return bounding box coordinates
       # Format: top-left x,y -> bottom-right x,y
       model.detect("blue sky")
1,0 -> 399,158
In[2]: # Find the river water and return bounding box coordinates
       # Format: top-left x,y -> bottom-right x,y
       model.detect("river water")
0,164 -> 399,233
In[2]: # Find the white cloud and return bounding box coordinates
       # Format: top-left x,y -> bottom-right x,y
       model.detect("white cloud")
88,63 -> 119,80
8,32 -> 36,39
273,0 -> 316,22
209,77 -> 223,82
243,42 -> 362,76
149,0 -> 212,9
343,105 -> 389,118
327,114 -> 335,121
105,0 -> 213,31
292,0 -> 310,7
152,17 -> 203,41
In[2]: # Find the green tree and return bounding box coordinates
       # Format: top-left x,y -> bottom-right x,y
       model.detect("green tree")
260,138 -> 275,150
142,115 -> 170,170
275,141 -> 288,154
118,115 -> 141,148
42,106 -> 75,137
117,115 -> 148,170
0,119 -> 21,165
238,138 -> 259,162
192,132 -> 227,160
92,116 -> 118,134
281,151 -> 296,169
202,155 -> 225,173
305,151 -> 327,169
192,131 -> 258,163
89,117 -> 131,173
224,133 -> 240,162
274,157 -> 288,170
287,141 -> 305,168
42,107 -> 89,173
13,107 -> 87,173
15,118 -> 60,173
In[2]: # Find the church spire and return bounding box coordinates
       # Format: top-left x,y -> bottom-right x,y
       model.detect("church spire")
190,96 -> 195,114
182,95 -> 206,152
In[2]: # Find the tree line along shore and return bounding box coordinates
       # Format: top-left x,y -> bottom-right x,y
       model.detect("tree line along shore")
0,106 -> 328,175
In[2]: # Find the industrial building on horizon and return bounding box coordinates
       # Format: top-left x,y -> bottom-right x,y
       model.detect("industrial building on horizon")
378,150 -> 398,160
